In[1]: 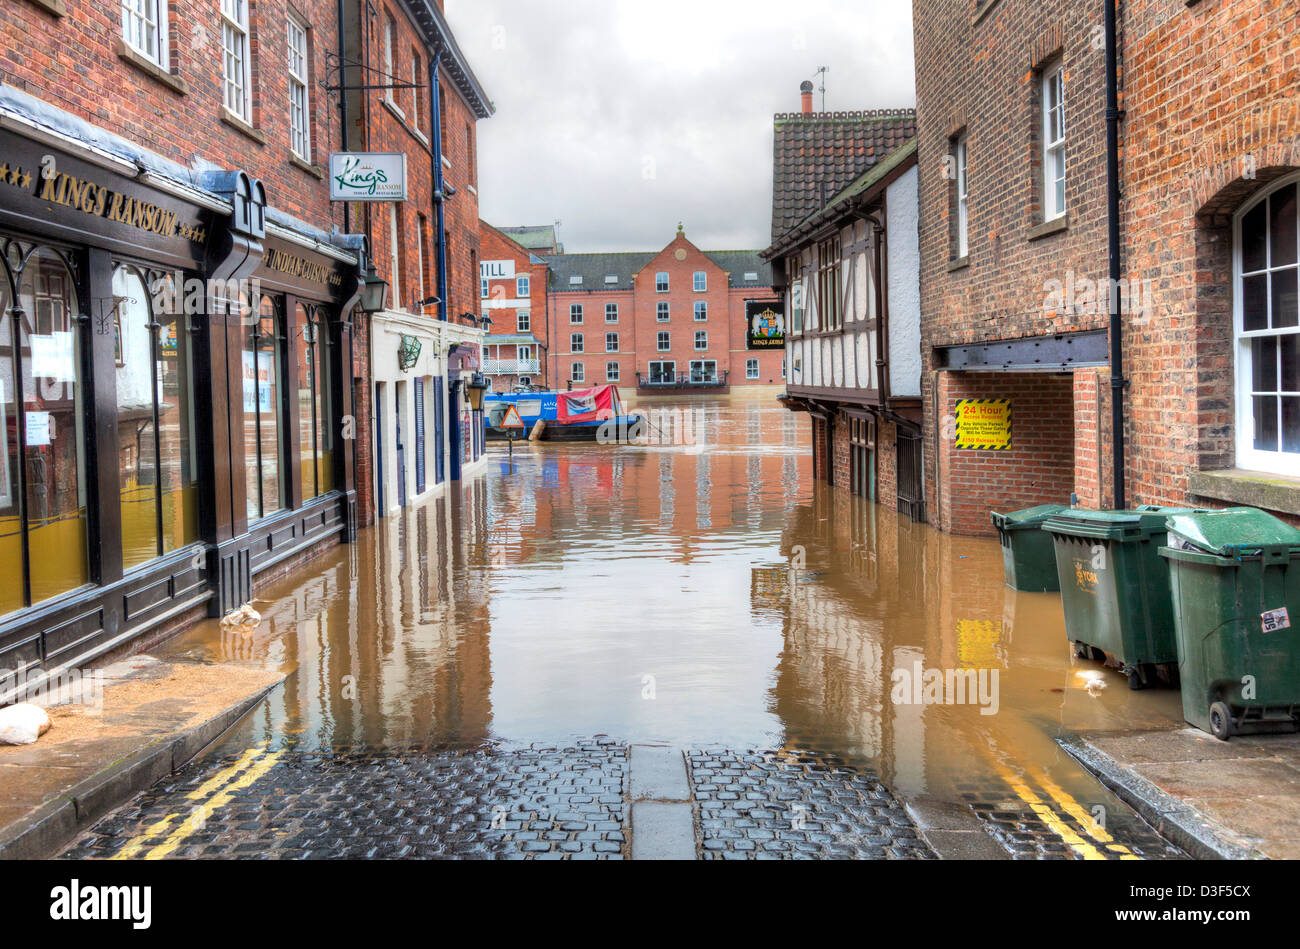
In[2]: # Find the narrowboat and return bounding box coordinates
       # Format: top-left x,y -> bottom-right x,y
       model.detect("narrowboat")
484,385 -> 643,443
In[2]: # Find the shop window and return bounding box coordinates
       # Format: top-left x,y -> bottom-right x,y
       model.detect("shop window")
244,295 -> 286,521
113,266 -> 197,570
296,303 -> 334,500
1,246 -> 88,616
1237,177 -> 1300,473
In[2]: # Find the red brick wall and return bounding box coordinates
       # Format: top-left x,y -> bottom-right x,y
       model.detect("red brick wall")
350,3 -> 481,322
877,420 -> 899,510
936,371 -> 1075,536
831,416 -> 850,489
1122,0 -> 1300,511
913,0 -> 1112,519
480,223 -> 550,388
1,0 -> 345,228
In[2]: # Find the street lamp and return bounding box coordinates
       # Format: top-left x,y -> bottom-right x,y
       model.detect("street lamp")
360,261 -> 389,314
464,373 -> 489,412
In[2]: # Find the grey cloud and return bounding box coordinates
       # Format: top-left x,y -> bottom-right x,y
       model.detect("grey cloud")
446,1 -> 915,252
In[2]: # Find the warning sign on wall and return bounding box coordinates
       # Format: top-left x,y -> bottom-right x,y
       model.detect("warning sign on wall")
955,399 -> 1012,450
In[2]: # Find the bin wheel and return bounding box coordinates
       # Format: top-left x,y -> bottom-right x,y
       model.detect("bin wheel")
1209,702 -> 1235,741
1073,643 -> 1090,660
1126,669 -> 1149,691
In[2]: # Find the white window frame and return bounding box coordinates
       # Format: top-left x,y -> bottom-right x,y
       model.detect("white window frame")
1234,173 -> 1300,474
605,332 -> 619,353
746,359 -> 759,380
570,333 -> 584,353
605,303 -> 618,322
517,275 -> 530,298
693,271 -> 707,292
649,360 -> 675,383
287,17 -> 311,161
480,277 -> 490,300
571,362 -> 585,383
694,330 -> 708,351
694,301 -> 708,322
122,0 -> 167,67
656,302 -> 670,322
1042,59 -> 1067,222
409,50 -> 421,132
570,303 -> 583,324
955,133 -> 969,258
656,272 -> 670,293
383,14 -> 402,114
690,359 -> 718,383
657,331 -> 670,352
388,208 -> 402,308
606,362 -> 620,383
517,310 -> 531,333
221,0 -> 252,122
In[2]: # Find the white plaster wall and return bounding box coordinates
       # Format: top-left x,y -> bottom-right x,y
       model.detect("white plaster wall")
886,165 -> 922,399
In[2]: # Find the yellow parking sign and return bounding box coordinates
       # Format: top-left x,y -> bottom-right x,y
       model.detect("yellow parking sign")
955,399 -> 1011,450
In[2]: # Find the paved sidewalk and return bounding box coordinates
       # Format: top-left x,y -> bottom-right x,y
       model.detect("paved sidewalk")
0,656 -> 284,859
1063,728 -> 1300,860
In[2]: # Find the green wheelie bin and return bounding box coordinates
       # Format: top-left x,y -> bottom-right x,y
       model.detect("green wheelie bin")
1161,508 -> 1300,740
991,504 -> 1068,592
1041,507 -> 1193,690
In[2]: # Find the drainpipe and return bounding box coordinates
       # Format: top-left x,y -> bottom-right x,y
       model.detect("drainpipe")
337,0 -> 349,234
430,51 -> 449,323
1105,0 -> 1126,509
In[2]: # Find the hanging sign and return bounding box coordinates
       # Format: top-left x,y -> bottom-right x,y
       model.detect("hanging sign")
955,399 -> 1012,450
746,300 -> 785,350
329,153 -> 408,201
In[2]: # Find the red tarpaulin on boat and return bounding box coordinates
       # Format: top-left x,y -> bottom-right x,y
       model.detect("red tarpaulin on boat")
557,385 -> 620,423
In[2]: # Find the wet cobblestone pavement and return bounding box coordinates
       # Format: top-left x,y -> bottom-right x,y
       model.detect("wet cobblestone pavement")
958,774 -> 1185,860
62,740 -> 629,861
687,749 -> 936,860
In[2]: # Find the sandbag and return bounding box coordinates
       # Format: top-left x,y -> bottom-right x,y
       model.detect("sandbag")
0,703 -> 52,745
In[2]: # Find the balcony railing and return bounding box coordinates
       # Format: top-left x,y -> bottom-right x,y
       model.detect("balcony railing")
483,359 -> 541,375
636,370 -> 730,389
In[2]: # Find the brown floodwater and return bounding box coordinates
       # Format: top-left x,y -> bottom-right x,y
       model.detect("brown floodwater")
160,388 -> 1184,808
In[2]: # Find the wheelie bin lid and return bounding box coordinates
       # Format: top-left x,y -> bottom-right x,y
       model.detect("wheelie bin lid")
991,503 -> 1069,531
1041,507 -> 1194,541
1165,508 -> 1300,562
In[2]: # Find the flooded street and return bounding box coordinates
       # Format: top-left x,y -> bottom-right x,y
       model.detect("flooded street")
70,391 -> 1188,859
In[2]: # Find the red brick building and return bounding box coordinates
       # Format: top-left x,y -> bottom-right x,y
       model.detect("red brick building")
541,227 -> 782,396
1121,0 -> 1299,523
0,0 -> 367,685
337,0 -> 493,525
479,221 -> 551,391
913,0 -> 1300,535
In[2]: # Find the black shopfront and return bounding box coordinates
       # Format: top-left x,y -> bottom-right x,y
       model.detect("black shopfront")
0,128 -> 361,690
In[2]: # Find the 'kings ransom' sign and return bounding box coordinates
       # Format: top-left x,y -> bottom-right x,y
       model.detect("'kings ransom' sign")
329,153 -> 408,201
955,399 -> 1012,450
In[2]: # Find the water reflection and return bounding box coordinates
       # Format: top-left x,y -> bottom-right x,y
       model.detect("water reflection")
160,390 -> 1183,810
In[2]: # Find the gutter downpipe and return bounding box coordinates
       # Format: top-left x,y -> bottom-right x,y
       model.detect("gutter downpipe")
337,0 -> 349,234
1105,0 -> 1127,509
430,49 -> 449,323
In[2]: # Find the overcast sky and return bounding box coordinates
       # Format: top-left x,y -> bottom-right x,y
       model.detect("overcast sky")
444,1 -> 915,254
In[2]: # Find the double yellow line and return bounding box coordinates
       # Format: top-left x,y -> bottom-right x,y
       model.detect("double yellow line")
110,744 -> 283,860
993,760 -> 1140,861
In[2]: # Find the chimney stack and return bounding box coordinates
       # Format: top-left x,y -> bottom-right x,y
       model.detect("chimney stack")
800,81 -> 815,116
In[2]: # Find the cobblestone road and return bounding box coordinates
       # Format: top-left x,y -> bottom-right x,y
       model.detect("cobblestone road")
687,749 -> 935,859
60,739 -> 1180,860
